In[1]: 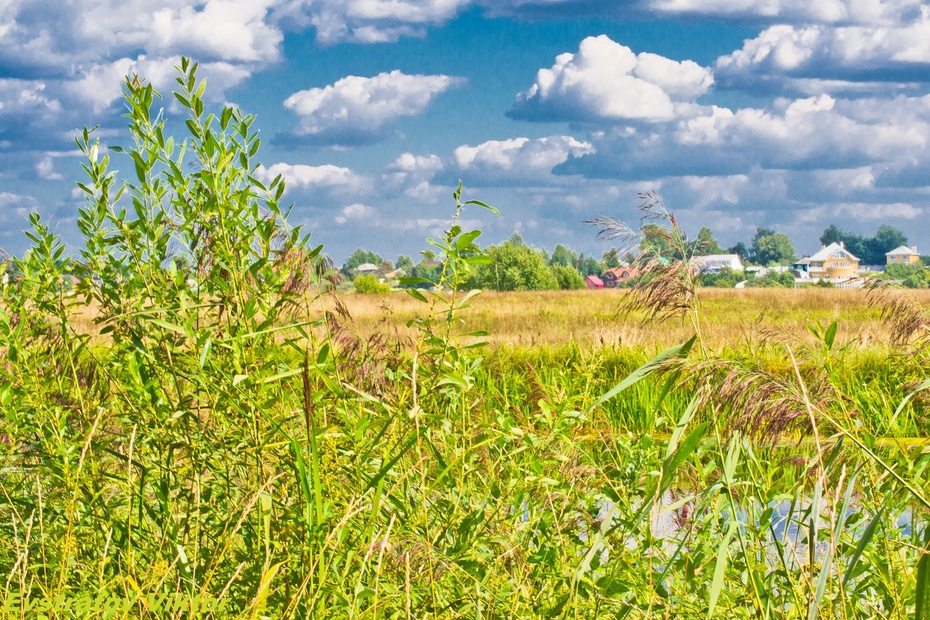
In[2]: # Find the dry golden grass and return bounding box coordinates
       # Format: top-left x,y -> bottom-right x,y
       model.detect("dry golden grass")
329,287 -> 930,352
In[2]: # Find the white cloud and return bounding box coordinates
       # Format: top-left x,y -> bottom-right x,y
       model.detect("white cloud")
334,202 -> 378,224
649,0 -> 923,25
256,163 -> 372,193
453,135 -> 594,184
36,156 -> 63,180
0,0 -> 282,69
716,20 -> 930,92
149,0 -> 281,63
0,79 -> 61,116
283,70 -> 463,144
272,0 -> 472,44
66,56 -> 250,113
390,152 -> 445,174
510,35 -> 714,123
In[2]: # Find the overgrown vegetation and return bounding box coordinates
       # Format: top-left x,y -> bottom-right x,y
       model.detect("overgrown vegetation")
1,61 -> 929,618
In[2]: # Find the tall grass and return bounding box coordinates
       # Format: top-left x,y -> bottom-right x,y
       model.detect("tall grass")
1,61 -> 929,618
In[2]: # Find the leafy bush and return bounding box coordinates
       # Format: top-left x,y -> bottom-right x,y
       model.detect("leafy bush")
551,263 -> 585,289
353,273 -> 391,294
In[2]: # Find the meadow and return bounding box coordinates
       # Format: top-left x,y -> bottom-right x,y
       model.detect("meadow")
1,62 -> 929,618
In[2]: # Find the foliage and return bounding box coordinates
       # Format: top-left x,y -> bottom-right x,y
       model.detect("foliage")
693,225 -> 723,255
395,254 -> 414,272
820,224 -> 909,265
551,263 -> 586,289
465,236 -> 559,291
699,268 -> 742,288
752,228 -> 796,265
353,273 -> 391,294
885,263 -> 930,289
549,243 -> 577,267
3,63 -> 930,620
342,247 -> 382,277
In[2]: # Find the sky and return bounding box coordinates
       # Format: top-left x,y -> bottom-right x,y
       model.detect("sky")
2,0 -> 930,264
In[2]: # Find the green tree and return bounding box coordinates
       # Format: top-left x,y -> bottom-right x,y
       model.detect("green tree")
466,238 -> 558,291
693,226 -> 723,255
819,224 -> 843,246
727,242 -> 749,261
752,229 -> 796,265
602,248 -> 620,269
395,254 -> 414,273
342,248 -> 382,277
551,264 -> 585,290
576,254 -> 604,277
550,243 -> 577,267
868,226 -> 909,265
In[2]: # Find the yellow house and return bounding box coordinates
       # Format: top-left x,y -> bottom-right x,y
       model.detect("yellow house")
805,242 -> 860,282
885,245 -> 920,265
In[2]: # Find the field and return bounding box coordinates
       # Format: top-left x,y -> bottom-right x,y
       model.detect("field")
2,65 -> 930,618
337,287 -> 930,350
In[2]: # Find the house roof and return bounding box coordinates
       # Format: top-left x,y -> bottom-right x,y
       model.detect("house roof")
808,242 -> 859,262
886,245 -> 918,256
692,254 -> 743,269
585,275 -> 604,285
356,263 -> 380,272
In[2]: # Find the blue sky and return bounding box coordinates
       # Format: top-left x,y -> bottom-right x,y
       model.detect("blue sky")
2,1 -> 930,264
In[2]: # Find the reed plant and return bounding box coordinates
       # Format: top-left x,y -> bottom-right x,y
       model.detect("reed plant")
0,61 -> 928,619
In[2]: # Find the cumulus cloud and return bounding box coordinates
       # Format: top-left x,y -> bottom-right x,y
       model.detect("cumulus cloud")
271,0 -> 472,44
256,162 -> 372,194
557,94 -> 930,180
334,202 -> 378,224
0,0 -> 282,71
453,135 -> 594,184
716,20 -> 930,93
509,35 -> 714,123
66,56 -> 251,113
283,70 -> 464,145
649,0 -> 924,26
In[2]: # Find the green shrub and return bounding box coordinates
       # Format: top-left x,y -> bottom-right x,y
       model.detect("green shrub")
353,273 -> 391,294
551,263 -> 585,289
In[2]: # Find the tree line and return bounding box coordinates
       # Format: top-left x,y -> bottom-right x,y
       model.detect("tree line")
334,222 -> 926,292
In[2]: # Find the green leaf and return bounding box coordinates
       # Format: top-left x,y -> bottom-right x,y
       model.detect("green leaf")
843,509 -> 883,587
586,335 -> 695,415
708,521 -> 736,619
824,320 -> 838,349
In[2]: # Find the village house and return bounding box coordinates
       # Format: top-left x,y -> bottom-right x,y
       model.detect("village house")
885,245 -> 920,265
584,275 -> 604,289
800,242 -> 860,283
691,254 -> 744,273
602,266 -> 639,288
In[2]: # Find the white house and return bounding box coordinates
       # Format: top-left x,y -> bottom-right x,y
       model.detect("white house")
691,254 -> 744,273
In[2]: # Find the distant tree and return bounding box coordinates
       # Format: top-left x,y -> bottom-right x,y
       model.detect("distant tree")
817,224 -> 908,265
819,224 -> 843,246
602,248 -> 620,269
641,223 -> 683,260
751,229 -> 796,265
693,226 -> 723,255
576,254 -> 603,277
551,264 -> 585,290
727,242 -> 749,261
342,248 -> 382,278
868,226 -> 909,264
550,243 -> 577,267
379,259 -> 395,273
466,238 -> 558,292
395,255 -> 414,272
